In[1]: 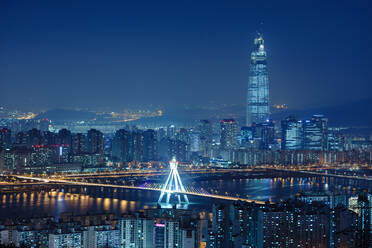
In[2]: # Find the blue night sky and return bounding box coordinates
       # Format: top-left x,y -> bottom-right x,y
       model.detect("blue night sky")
0,0 -> 371,110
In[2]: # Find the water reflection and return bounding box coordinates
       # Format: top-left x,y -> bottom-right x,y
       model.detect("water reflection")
0,176 -> 361,219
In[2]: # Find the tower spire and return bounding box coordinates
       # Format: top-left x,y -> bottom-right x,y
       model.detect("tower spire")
258,20 -> 264,37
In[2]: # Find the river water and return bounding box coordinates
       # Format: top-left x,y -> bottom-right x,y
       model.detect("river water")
0,176 -> 361,219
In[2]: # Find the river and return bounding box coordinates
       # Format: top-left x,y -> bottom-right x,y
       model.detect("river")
0,176 -> 362,219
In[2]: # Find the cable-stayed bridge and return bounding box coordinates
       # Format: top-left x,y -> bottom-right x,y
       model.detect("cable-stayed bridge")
6,163 -> 372,205
12,173 -> 267,205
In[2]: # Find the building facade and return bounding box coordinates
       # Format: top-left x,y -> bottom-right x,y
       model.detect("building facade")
302,115 -> 328,151
199,120 -> 213,157
247,34 -> 270,126
220,119 -> 238,150
281,116 -> 302,150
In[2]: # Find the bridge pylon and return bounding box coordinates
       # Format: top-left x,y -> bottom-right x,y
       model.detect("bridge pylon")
158,157 -> 189,207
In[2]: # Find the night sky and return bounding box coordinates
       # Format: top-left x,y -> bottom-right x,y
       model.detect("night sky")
1,0 -> 371,110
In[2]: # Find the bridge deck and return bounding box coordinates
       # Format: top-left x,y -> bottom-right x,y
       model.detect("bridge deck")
12,175 -> 266,205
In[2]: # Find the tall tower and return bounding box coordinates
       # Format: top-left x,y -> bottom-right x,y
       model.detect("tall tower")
246,33 -> 270,126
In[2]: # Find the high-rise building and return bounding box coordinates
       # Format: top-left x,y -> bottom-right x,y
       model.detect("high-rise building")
327,205 -> 358,248
132,130 -> 144,161
152,215 -> 196,248
189,129 -> 200,153
246,34 -> 270,126
12,228 -> 49,248
57,128 -> 72,145
263,202 -> 330,247
112,129 -> 132,162
143,129 -> 158,162
177,128 -> 190,146
42,131 -> 57,146
255,120 -> 276,150
157,128 -> 166,141
180,228 -> 195,248
58,128 -> 72,152
281,116 -> 303,150
211,204 -> 229,247
239,126 -> 254,147
355,191 -> 371,248
87,129 -> 104,155
87,129 -> 104,164
14,131 -> 27,147
164,221 -> 180,248
26,128 -> 43,148
49,230 -> 81,248
209,202 -> 263,248
167,125 -> 176,139
199,120 -> 213,157
154,222 -> 166,248
231,202 -> 263,248
119,216 -> 154,248
220,119 -> 238,150
82,225 -> 120,248
0,128 -> 11,150
327,129 -> 344,151
159,138 -> 188,162
72,133 -> 86,155
303,115 -> 328,151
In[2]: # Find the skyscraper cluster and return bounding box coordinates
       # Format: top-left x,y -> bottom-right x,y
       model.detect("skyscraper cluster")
0,128 -> 105,173
220,119 -> 239,150
111,126 -> 190,164
1,112 -> 370,172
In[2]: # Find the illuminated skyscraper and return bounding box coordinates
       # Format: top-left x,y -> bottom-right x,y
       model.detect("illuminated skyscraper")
281,116 -> 303,150
247,34 -> 270,126
119,217 -> 154,248
199,120 -> 213,157
302,115 -> 328,151
220,119 -> 238,150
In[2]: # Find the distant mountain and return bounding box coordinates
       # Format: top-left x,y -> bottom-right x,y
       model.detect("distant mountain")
36,109 -> 97,121
144,98 -> 372,127
34,99 -> 372,127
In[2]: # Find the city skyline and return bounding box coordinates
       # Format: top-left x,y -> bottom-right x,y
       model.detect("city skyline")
1,1 -> 372,111
0,2 -> 371,247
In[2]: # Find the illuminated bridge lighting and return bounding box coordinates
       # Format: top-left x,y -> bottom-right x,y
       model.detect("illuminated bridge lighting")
158,157 -> 189,206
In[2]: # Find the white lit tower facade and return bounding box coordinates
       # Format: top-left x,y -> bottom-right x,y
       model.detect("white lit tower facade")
158,157 -> 189,207
246,34 -> 270,126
